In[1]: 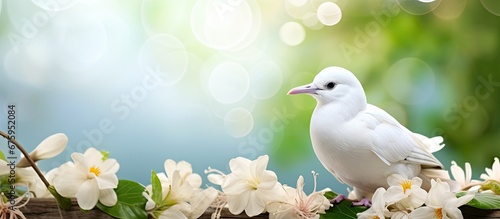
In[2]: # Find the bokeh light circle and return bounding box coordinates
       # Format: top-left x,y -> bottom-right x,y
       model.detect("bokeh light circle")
224,108 -> 254,138
138,34 -> 188,86
397,0 -> 442,15
288,0 -> 308,7
141,0 -> 191,35
302,12 -> 324,30
249,61 -> 283,100
285,0 -> 315,19
433,0 -> 466,20
279,22 -> 306,46
51,13 -> 108,72
4,39 -> 52,87
316,2 -> 342,26
32,0 -> 79,11
480,0 -> 500,16
208,62 -> 249,104
385,58 -> 436,105
190,0 -> 261,50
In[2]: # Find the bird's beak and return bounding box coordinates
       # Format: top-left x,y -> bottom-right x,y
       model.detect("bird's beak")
287,83 -> 319,95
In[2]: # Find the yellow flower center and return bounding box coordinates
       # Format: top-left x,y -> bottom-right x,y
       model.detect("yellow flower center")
89,165 -> 101,176
400,179 -> 412,194
371,216 -> 380,219
248,179 -> 260,190
434,208 -> 443,219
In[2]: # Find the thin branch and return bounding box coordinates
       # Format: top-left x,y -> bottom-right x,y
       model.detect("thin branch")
0,130 -> 50,188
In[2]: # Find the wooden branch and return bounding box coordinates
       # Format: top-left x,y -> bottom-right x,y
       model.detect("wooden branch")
20,198 -> 269,219
18,198 -> 500,218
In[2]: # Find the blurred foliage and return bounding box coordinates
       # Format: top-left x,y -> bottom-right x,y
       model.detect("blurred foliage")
269,0 -> 500,176
0,0 -> 499,192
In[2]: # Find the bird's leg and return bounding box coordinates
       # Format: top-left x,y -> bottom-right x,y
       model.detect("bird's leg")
352,198 -> 371,207
330,194 -> 345,204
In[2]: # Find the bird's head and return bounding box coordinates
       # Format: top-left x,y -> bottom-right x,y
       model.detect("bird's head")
288,66 -> 366,107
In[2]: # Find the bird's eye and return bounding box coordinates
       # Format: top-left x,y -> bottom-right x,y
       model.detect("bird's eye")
326,82 -> 336,90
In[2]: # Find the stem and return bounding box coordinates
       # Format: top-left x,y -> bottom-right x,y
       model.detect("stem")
0,130 -> 50,188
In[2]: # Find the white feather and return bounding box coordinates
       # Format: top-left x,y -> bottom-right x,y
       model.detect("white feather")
288,66 -> 450,199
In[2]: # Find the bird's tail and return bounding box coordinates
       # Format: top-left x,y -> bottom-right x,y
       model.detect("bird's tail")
412,133 -> 445,153
419,168 -> 460,192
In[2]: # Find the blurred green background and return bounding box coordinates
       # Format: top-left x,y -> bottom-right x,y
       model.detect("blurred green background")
0,0 -> 499,194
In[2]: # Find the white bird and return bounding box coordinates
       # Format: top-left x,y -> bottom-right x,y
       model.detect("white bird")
288,66 -> 452,202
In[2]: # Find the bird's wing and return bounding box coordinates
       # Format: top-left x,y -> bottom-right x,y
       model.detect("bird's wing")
359,104 -> 443,169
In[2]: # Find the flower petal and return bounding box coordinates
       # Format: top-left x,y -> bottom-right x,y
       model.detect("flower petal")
244,191 -> 265,217
95,172 -> 119,189
371,187 -> 386,211
18,133 -> 68,167
450,161 -> 465,185
409,187 -> 427,208
411,177 -> 423,187
71,153 -> 90,173
387,174 -> 406,186
251,155 -> 269,180
99,188 -> 118,207
186,173 -> 202,189
256,170 -> 278,190
465,162 -> 472,185
227,191 -> 250,215
189,187 -> 218,219
409,206 -> 436,219
84,148 -> 105,165
164,159 -> 177,179
76,179 -> 100,210
384,186 -> 406,204
207,174 -> 225,185
142,191 -> 156,211
159,207 -> 188,219
222,174 -> 250,195
229,157 -> 251,177
53,165 -> 86,197
100,159 -> 119,174
444,207 -> 464,219
177,161 -> 193,176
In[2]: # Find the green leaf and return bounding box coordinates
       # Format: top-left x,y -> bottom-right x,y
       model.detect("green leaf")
100,150 -> 110,161
151,170 -> 162,204
0,151 -> 6,162
320,200 -> 368,219
96,180 -> 148,219
324,190 -> 338,200
458,192 -> 500,210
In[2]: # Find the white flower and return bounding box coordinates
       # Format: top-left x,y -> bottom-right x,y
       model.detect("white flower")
187,187 -> 219,219
267,173 -> 331,219
0,191 -> 30,219
164,159 -> 202,189
17,133 -> 68,167
384,174 -> 427,210
144,160 -> 218,219
450,161 -> 481,191
357,187 -> 387,219
53,148 -> 119,210
148,170 -> 193,219
410,179 -> 475,219
222,155 -> 282,217
480,157 -> 500,182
